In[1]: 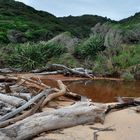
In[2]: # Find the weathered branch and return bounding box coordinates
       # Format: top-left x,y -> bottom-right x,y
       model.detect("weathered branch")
105,100 -> 140,114
41,80 -> 67,107
90,126 -> 115,140
65,92 -> 81,101
20,77 -> 50,89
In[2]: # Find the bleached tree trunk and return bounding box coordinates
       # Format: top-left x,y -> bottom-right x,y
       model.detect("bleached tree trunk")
0,102 -> 106,140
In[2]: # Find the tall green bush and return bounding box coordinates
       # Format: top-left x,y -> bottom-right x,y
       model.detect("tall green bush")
6,42 -> 67,70
74,35 -> 104,59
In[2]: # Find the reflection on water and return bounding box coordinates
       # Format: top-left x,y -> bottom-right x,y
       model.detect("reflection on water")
65,80 -> 140,103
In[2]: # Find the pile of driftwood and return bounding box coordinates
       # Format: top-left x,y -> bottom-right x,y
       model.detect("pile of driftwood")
0,75 -> 105,140
0,75 -> 140,140
0,64 -> 94,78
32,64 -> 94,78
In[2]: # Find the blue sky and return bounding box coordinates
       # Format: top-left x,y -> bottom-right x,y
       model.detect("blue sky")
15,0 -> 140,20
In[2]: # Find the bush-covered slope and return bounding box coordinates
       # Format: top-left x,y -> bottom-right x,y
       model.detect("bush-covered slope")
0,0 -> 112,43
0,0 -> 140,44
120,12 -> 140,26
0,0 -> 65,43
59,15 -> 112,38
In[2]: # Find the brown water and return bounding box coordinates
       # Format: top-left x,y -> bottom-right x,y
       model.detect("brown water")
19,74 -> 140,103
65,80 -> 140,103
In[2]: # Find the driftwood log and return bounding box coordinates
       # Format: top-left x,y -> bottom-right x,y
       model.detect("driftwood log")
1,74 -> 140,140
0,76 -> 18,83
0,102 -> 106,140
0,93 -> 26,107
10,85 -> 29,93
0,89 -> 53,122
11,93 -> 31,101
0,68 -> 21,74
49,64 -> 93,78
0,101 -> 15,116
0,97 -> 45,128
33,64 -> 94,78
34,71 -> 63,75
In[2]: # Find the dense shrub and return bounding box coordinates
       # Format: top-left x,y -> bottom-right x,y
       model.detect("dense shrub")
5,42 -> 67,70
112,45 -> 140,69
93,44 -> 140,75
25,29 -> 52,41
74,35 -> 104,59
40,42 -> 67,59
0,32 -> 9,43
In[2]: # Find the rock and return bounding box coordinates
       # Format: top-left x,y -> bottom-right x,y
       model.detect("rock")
123,27 -> 140,44
104,28 -> 122,48
0,68 -> 22,73
7,30 -> 27,43
91,23 -> 122,48
90,22 -> 111,38
47,32 -> 80,53
0,68 -> 13,73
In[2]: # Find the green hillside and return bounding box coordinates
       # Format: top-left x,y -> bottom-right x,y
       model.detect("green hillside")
0,0 -> 140,80
59,15 -> 112,38
0,0 -> 140,44
120,12 -> 140,26
0,0 -> 111,43
0,0 -> 65,43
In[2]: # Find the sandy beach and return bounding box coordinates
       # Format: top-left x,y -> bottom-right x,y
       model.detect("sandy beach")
34,100 -> 140,140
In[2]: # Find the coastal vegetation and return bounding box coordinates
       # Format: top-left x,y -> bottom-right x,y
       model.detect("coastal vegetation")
0,1 -> 140,140
0,0 -> 140,80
